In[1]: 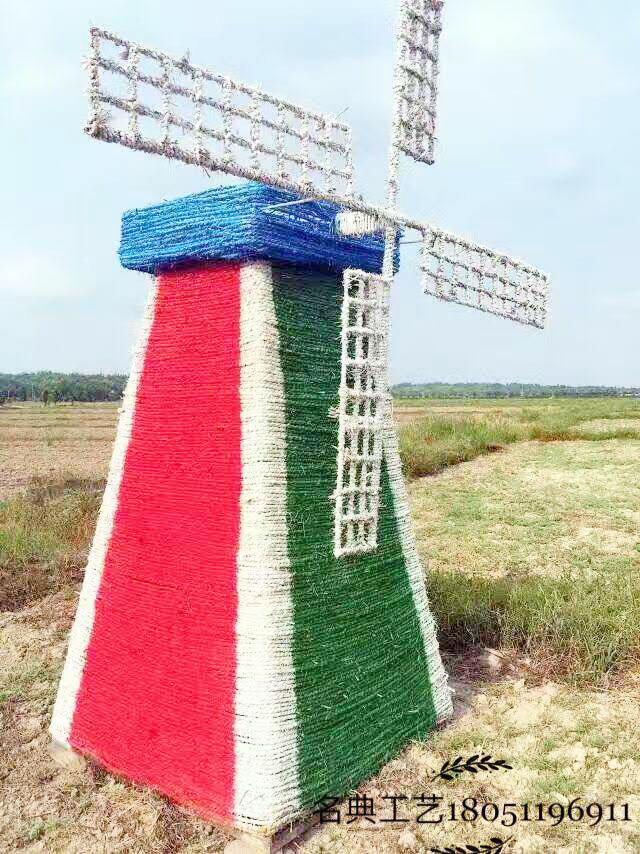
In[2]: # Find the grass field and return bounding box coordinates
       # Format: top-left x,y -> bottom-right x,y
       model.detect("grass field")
397,397 -> 640,478
1,399 -> 640,853
397,397 -> 640,686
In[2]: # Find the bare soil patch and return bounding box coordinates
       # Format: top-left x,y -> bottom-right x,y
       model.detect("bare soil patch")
0,440 -> 112,502
0,593 -> 232,854
0,405 -> 117,502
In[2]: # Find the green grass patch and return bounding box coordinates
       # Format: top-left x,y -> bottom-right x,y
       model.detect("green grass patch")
0,661 -> 59,703
427,567 -> 640,683
0,478 -> 103,610
19,818 -> 65,845
399,415 -> 526,477
414,437 -> 640,684
398,397 -> 640,478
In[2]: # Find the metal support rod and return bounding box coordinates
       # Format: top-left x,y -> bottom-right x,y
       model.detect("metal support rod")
264,197 -> 314,211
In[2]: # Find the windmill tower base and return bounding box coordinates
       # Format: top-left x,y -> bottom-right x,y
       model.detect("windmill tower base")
49,184 -> 451,834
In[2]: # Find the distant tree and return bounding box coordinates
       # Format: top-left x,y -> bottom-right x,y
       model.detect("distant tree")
390,381 -> 640,399
42,389 -> 49,406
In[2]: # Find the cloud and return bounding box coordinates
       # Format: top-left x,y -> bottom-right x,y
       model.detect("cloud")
0,255 -> 79,298
0,62 -> 78,98
1,0 -> 638,384
593,291 -> 640,311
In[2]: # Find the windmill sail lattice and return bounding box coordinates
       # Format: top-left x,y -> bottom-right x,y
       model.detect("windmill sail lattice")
50,4 -> 552,840
394,0 -> 443,165
421,227 -> 549,329
81,13 -> 549,562
87,28 -> 355,200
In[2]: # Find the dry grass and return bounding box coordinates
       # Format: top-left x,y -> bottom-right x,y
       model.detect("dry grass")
0,403 -> 117,501
411,440 -> 640,682
3,401 -> 640,852
306,662 -> 640,853
0,594 -> 231,854
396,397 -> 640,479
0,404 -> 232,853
573,418 -> 640,434
4,600 -> 640,852
0,477 -> 104,611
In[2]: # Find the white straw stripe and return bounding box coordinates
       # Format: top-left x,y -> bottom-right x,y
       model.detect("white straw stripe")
49,281 -> 158,746
383,424 -> 452,723
234,262 -> 300,831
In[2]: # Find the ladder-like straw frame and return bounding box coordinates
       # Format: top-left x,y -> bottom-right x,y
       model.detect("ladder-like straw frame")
334,269 -> 391,558
395,0 -> 443,165
85,21 -> 550,559
87,28 -> 355,200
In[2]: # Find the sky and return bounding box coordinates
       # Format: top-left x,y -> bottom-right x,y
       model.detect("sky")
1,0 -> 639,385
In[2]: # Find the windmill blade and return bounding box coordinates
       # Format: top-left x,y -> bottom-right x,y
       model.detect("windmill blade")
420,227 -> 549,329
86,28 -> 354,200
393,0 -> 444,165
334,269 -> 391,557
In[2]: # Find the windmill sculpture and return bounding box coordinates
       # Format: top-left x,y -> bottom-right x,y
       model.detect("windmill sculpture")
51,2 -> 549,849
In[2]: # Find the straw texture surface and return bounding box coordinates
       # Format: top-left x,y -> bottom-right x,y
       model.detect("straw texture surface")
119,183 -> 395,275
271,264 -> 449,809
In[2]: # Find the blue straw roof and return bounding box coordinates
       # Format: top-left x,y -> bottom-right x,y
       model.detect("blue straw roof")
119,183 -> 396,276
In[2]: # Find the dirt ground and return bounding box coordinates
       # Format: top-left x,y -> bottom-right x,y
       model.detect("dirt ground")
2,402 -> 640,853
3,592 -> 639,854
0,404 -> 117,502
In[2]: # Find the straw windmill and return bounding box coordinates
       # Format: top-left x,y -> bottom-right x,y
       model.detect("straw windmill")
50,2 -> 549,850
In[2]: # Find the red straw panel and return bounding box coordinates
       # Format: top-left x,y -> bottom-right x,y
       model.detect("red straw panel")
70,263 -> 243,821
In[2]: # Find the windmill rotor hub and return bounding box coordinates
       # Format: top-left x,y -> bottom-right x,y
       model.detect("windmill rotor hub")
335,210 -> 386,237
80,2 -> 549,559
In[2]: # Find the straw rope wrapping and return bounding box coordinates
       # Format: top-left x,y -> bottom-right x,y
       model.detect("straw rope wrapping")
86,25 -> 550,332
334,269 -> 392,557
395,0 -> 443,165
381,420 -> 453,723
50,280 -> 158,747
86,28 -> 354,201
235,262 -> 300,830
421,226 -> 549,329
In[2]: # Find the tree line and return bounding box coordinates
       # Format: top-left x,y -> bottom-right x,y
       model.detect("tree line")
392,382 -> 640,399
2,375 -> 637,405
0,373 -> 127,404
